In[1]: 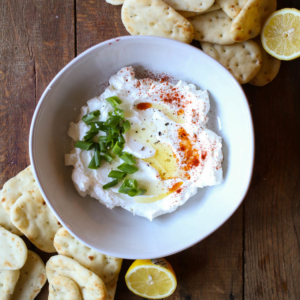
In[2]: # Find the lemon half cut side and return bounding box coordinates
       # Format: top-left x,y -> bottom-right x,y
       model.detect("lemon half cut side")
262,8 -> 300,61
125,258 -> 177,299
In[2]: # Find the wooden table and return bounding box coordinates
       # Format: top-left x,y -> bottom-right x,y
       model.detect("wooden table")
1,0 -> 299,299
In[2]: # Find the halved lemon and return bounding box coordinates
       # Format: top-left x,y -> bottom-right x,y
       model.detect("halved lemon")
261,8 -> 300,60
125,258 -> 177,299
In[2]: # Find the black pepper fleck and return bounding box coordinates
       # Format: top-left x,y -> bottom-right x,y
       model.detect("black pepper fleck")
165,123 -> 169,126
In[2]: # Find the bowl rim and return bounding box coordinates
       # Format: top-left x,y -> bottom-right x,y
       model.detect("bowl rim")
29,35 -> 255,259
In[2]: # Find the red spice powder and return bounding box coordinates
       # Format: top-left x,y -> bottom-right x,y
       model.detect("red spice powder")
201,151 -> 207,161
178,128 -> 200,178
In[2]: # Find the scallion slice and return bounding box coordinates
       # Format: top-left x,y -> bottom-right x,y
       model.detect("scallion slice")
101,153 -> 113,163
117,163 -> 138,174
88,155 -> 97,169
113,108 -> 124,119
87,121 -> 103,132
83,131 -> 98,141
82,110 -> 100,123
118,179 -> 136,194
112,142 -> 123,155
99,136 -> 108,142
110,126 -> 121,135
119,152 -> 136,165
128,188 -> 146,197
99,142 -> 107,153
118,179 -> 146,197
108,170 -> 127,179
103,179 -> 119,190
105,116 -> 122,127
106,96 -> 122,107
123,179 -> 138,188
94,145 -> 101,168
118,134 -> 125,144
122,120 -> 131,133
74,141 -> 94,150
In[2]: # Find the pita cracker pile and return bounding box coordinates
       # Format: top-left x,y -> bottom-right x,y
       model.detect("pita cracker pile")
104,0 -> 281,86
0,166 -> 122,300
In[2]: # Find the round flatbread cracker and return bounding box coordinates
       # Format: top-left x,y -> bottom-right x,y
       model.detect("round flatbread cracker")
190,10 -> 235,45
0,270 -> 20,300
0,191 -> 23,236
0,226 -> 27,270
54,227 -> 122,283
201,40 -> 262,84
10,190 -> 61,253
230,0 -> 277,42
11,250 -> 47,300
250,37 -> 281,86
178,3 -> 221,18
164,0 -> 214,12
216,0 -> 247,18
49,276 -> 82,300
122,0 -> 194,44
46,255 -> 107,300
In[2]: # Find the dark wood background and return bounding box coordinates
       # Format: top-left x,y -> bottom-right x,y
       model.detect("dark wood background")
0,0 -> 299,299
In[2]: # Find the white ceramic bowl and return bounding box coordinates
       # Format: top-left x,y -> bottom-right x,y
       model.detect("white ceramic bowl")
30,36 -> 254,259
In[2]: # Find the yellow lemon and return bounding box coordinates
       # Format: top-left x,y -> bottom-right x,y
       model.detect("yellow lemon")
125,258 -> 177,299
262,8 -> 300,60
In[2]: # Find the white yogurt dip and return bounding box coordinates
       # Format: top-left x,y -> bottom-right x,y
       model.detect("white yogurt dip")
65,67 -> 223,220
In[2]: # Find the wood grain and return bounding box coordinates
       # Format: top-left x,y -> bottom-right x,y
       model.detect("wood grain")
0,0 -> 300,299
0,1 -> 74,299
242,2 -> 300,299
76,0 -> 127,54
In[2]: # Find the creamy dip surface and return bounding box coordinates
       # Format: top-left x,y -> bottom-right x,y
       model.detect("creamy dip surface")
65,67 -> 223,220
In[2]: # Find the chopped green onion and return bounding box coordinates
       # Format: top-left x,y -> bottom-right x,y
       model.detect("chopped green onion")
118,134 -> 125,144
99,124 -> 110,133
87,124 -> 98,133
110,126 -> 121,135
74,141 -> 94,150
128,188 -> 146,197
83,131 -> 98,141
123,179 -> 138,188
105,116 -> 122,127
113,108 -> 124,119
118,186 -> 133,194
118,179 -> 137,194
108,170 -> 127,179
99,136 -> 108,142
118,179 -> 146,197
94,145 -> 101,167
119,152 -> 136,165
101,153 -> 113,163
122,120 -> 131,133
112,142 -> 123,155
88,155 -> 97,169
117,163 -> 139,174
87,122 -> 103,133
103,179 -> 119,190
99,142 -> 107,152
106,96 -> 122,107
82,110 -> 100,123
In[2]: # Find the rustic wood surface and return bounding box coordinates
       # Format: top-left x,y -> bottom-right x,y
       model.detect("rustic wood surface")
0,0 -> 299,299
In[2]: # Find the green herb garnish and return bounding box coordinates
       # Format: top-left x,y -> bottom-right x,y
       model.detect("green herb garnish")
103,179 -> 119,190
117,163 -> 139,174
82,110 -> 100,123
